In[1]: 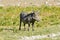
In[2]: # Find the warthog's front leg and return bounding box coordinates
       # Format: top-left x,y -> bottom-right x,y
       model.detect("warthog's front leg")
24,23 -> 26,31
28,22 -> 30,31
19,20 -> 21,30
32,22 -> 34,31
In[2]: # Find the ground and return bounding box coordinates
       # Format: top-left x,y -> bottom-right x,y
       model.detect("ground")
0,25 -> 60,40
0,5 -> 60,40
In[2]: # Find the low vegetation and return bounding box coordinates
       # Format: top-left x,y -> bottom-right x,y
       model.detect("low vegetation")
0,5 -> 60,26
0,5 -> 60,40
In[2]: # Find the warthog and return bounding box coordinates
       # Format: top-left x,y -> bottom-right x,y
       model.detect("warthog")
19,11 -> 40,31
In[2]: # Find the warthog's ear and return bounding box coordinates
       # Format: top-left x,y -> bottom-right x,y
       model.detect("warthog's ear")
31,10 -> 35,13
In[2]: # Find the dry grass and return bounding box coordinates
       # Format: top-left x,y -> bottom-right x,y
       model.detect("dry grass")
0,0 -> 60,6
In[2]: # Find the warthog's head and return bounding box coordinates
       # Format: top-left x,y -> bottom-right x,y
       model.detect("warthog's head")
31,11 -> 40,22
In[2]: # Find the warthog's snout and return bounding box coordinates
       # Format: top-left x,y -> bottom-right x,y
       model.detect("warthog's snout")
34,17 -> 40,22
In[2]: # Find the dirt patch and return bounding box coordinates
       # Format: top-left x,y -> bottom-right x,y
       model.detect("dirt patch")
21,32 -> 60,40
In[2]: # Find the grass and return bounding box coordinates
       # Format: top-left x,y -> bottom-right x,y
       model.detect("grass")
0,5 -> 60,40
0,25 -> 60,40
0,5 -> 60,26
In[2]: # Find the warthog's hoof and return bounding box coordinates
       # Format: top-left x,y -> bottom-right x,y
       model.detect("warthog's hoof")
32,29 -> 34,31
28,29 -> 29,31
19,28 -> 21,30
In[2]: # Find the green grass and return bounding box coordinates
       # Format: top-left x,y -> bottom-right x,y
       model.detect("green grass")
0,5 -> 60,26
0,5 -> 60,40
